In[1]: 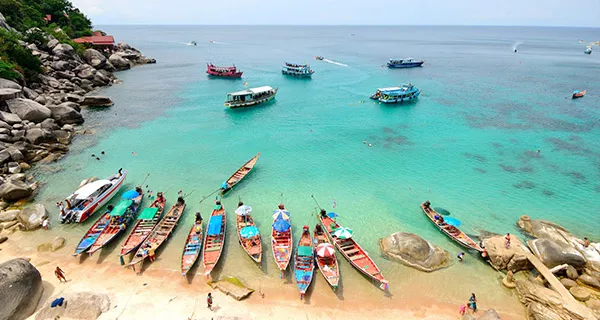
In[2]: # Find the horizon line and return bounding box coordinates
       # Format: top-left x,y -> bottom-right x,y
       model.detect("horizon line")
93,24 -> 600,28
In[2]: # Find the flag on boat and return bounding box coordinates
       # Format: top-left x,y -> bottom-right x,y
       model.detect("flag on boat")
333,227 -> 353,239
235,205 -> 252,216
316,243 -> 335,258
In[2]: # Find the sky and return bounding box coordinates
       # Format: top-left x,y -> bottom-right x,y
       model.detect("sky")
70,0 -> 600,27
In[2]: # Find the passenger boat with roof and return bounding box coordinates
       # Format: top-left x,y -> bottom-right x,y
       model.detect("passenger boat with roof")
119,193 -> 166,260
224,86 -> 277,108
373,83 -> 420,103
282,62 -> 314,77
271,204 -> 292,278
87,188 -> 144,255
181,211 -> 203,276
61,169 -> 127,224
202,200 -> 226,277
421,201 -> 484,252
206,63 -> 243,78
318,209 -> 389,291
294,226 -> 314,299
387,58 -> 424,68
313,224 -> 340,289
235,203 -> 262,264
128,197 -> 186,269
220,153 -> 260,193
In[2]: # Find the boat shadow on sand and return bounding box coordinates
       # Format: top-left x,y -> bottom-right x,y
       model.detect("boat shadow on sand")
94,235 -> 124,264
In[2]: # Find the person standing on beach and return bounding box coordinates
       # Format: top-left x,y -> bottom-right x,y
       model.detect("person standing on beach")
505,233 -> 511,249
148,243 -> 157,262
41,217 -> 50,230
207,293 -> 213,311
469,293 -> 477,313
55,266 -> 67,282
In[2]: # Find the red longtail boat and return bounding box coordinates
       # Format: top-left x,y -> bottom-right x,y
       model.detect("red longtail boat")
207,63 -> 243,78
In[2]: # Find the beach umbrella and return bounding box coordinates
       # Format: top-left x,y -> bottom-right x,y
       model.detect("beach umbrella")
434,207 -> 451,216
326,212 -> 339,219
272,217 -> 291,232
273,210 -> 290,220
235,205 -> 252,216
240,226 -> 259,238
316,243 -> 335,258
334,227 -> 353,239
444,216 -> 462,227
121,189 -> 139,200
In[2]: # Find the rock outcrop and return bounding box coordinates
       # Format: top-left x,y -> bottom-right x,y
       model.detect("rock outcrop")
0,258 -> 44,320
482,234 -> 531,272
17,204 -> 48,230
81,95 -> 114,107
6,98 -> 52,123
208,276 -> 254,301
379,232 -> 451,272
34,292 -> 110,320
528,239 -> 587,270
0,179 -> 32,201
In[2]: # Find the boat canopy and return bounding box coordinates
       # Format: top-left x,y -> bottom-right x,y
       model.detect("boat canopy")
207,215 -> 223,236
272,217 -> 291,232
377,86 -> 402,92
228,86 -> 273,96
297,246 -> 313,257
73,180 -> 112,200
110,199 -> 133,216
137,207 -> 159,220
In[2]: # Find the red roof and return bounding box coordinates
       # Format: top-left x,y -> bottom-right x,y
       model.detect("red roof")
44,14 -> 52,22
73,35 -> 115,46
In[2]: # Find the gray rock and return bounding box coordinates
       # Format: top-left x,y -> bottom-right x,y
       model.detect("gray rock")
12,123 -> 23,130
379,232 -> 451,272
55,70 -> 75,79
0,180 -> 32,201
566,265 -> 579,280
0,121 -> 10,129
6,147 -> 24,161
0,258 -> 44,320
208,276 -> 254,301
528,238 -> 587,269
53,129 -> 73,144
0,78 -> 22,90
570,286 -> 590,301
51,236 -> 65,251
34,292 -> 110,320
64,93 -> 84,104
0,88 -> 21,102
83,48 -> 107,68
77,68 -> 95,80
62,124 -> 74,131
17,204 -> 47,230
9,173 -> 25,181
0,209 -> 20,222
109,53 -> 132,70
8,162 -> 21,174
6,98 -> 52,123
51,43 -> 74,59
0,134 -> 13,143
48,104 -> 84,125
26,127 -> 55,144
477,309 -> 502,320
0,111 -> 22,124
11,130 -> 25,140
0,128 -> 9,135
482,234 -> 531,272
26,43 -> 38,51
82,95 -> 114,107
57,101 -> 81,112
22,87 -> 38,100
578,274 -> 600,290
50,60 -> 69,71
46,39 -> 59,50
102,61 -> 115,72
92,72 -> 110,86
40,118 -> 59,130
0,149 -> 11,164
0,12 -> 11,31
560,277 -> 578,289
34,95 -> 47,105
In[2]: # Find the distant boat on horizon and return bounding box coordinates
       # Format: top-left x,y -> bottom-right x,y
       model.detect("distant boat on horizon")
387,58 -> 424,68
187,41 -> 197,46
584,46 -> 592,54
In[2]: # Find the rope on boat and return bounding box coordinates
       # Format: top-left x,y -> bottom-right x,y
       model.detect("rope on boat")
199,189 -> 221,204
141,173 -> 150,187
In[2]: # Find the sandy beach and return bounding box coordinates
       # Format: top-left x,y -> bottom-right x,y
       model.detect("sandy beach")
0,228 -> 527,320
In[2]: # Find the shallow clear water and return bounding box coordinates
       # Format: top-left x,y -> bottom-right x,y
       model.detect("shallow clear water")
30,25 -> 600,311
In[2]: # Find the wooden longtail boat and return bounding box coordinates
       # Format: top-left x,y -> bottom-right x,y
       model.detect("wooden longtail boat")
220,153 -> 260,193
73,210 -> 111,256
235,204 -> 262,264
202,201 -> 226,277
313,224 -> 340,289
119,194 -> 166,258
181,215 -> 203,276
87,189 -> 144,255
206,63 -> 243,78
271,207 -> 292,278
421,201 -> 483,252
128,197 -> 186,267
294,226 -> 314,299
318,210 -> 389,291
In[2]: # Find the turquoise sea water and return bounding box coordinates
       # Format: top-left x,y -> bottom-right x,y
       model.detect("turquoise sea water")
30,26 -> 600,310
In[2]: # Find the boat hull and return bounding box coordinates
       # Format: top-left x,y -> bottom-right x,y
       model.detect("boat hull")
237,213 -> 262,264
271,212 -> 292,275
387,61 -> 424,68
282,70 -> 314,77
420,202 -> 483,252
225,91 -> 277,109
379,90 -> 420,103
74,214 -> 111,255
181,220 -> 203,276
207,71 -> 243,78
220,153 -> 260,194
314,225 -> 340,289
119,201 -> 165,256
294,229 -> 314,298
202,205 -> 226,276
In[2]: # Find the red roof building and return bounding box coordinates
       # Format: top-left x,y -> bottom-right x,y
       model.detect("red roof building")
73,35 -> 115,46
44,14 -> 52,22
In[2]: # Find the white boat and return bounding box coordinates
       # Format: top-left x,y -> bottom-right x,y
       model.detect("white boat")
282,62 -> 314,77
187,41 -> 197,46
60,169 -> 127,223
224,86 -> 278,109
585,46 -> 592,54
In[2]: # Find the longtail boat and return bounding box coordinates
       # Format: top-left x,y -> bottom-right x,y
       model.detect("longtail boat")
294,226 -> 314,299
119,193 -> 166,258
202,201 -> 226,277
313,224 -> 340,289
220,153 -> 260,193
128,197 -> 186,267
318,210 -> 389,291
207,63 -> 243,78
181,213 -> 203,276
87,188 -> 144,255
235,203 -> 262,264
421,201 -> 483,252
271,206 -> 292,278
73,208 -> 112,256
61,169 -> 127,223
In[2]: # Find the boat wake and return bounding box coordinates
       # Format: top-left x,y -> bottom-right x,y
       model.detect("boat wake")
322,59 -> 348,67
209,40 -> 227,45
512,41 -> 524,51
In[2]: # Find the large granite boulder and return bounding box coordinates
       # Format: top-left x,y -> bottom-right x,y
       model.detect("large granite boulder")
0,209 -> 20,222
208,276 -> 254,301
0,88 -> 21,102
46,38 -> 59,50
108,53 -> 131,71
82,95 -> 113,107
6,98 -> 52,123
482,234 -> 531,272
34,292 -> 110,320
83,48 -> 107,68
379,232 -> 451,272
528,239 -> 587,270
0,258 -> 44,320
51,43 -> 75,59
0,78 -> 22,90
17,204 -> 48,230
0,111 -> 22,125
0,180 -> 32,201
26,127 -> 56,144
48,103 -> 84,125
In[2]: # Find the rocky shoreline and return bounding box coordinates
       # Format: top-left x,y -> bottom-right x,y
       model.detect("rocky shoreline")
0,28 -> 155,210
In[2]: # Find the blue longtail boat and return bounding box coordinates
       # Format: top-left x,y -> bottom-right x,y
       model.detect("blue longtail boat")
293,225 -> 314,299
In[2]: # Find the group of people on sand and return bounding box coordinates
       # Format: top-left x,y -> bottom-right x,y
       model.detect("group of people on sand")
459,293 -> 478,315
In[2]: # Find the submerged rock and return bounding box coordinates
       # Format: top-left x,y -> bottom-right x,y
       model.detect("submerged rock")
0,258 -> 44,320
82,95 -> 113,107
379,232 -> 451,272
482,235 -> 531,272
208,276 -> 254,301
34,292 -> 110,320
